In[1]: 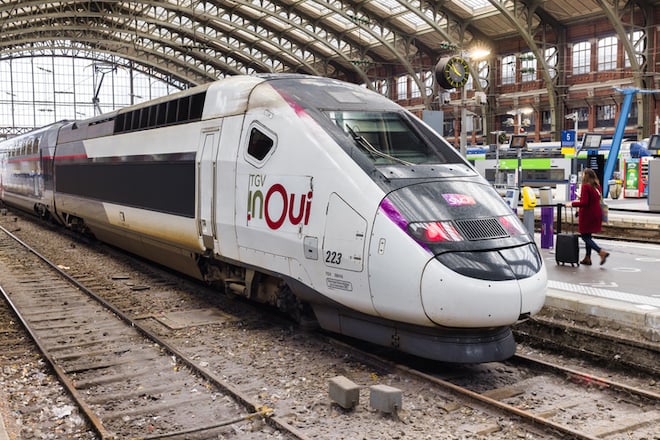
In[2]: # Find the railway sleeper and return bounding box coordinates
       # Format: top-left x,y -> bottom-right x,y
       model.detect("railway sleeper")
101,393 -> 217,422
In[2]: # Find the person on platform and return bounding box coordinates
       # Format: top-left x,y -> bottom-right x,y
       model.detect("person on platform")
566,168 -> 610,265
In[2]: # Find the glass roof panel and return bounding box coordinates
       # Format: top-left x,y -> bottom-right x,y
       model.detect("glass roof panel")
453,0 -> 496,14
377,0 -> 406,14
398,11 -> 428,30
331,13 -> 354,27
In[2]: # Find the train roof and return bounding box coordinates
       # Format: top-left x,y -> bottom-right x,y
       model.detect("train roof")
203,74 -> 401,120
0,120 -> 70,148
261,74 -> 400,111
50,74 -> 406,145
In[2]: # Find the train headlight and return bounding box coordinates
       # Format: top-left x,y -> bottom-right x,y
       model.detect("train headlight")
498,215 -> 527,236
407,221 -> 464,243
408,215 -> 525,245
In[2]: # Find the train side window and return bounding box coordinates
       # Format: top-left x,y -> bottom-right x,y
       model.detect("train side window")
166,101 -> 178,124
148,104 -> 158,127
246,124 -> 276,165
140,108 -> 149,128
130,111 -> 139,131
156,102 -> 167,126
179,96 -> 191,121
116,113 -> 126,133
190,93 -> 205,119
111,92 -> 206,134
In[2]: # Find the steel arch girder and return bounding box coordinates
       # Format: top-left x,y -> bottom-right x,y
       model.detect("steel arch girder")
487,0 -> 559,138
0,35 -> 220,86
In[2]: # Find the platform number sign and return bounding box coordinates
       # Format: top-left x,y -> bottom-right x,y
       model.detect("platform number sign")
561,130 -> 576,155
561,130 -> 576,147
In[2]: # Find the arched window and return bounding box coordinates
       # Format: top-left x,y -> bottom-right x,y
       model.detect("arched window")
0,54 -> 180,132
396,76 -> 408,100
411,74 -> 421,98
597,36 -> 617,71
572,41 -> 591,75
501,55 -> 516,85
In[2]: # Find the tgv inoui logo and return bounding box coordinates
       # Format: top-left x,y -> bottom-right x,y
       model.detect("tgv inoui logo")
247,174 -> 313,231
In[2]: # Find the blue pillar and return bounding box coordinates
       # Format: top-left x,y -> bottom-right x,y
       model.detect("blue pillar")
603,88 -> 636,197
604,88 -> 658,196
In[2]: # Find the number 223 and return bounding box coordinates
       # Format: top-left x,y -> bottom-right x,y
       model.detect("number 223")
325,251 -> 342,265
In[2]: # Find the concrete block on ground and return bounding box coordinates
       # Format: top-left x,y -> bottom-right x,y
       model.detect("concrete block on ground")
369,384 -> 402,413
328,376 -> 360,409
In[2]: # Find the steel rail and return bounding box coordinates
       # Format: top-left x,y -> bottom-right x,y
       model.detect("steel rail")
0,224 -> 113,439
326,337 -> 606,440
512,353 -> 660,401
393,364 -> 603,440
0,224 -> 310,440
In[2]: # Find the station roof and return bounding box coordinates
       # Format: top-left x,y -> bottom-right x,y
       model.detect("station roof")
0,0 -> 656,88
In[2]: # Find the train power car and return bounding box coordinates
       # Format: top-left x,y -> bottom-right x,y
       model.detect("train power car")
0,74 -> 547,363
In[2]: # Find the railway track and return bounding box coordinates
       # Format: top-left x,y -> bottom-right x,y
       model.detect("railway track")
331,338 -> 660,439
514,315 -> 660,376
1,209 -> 658,439
0,224 -> 302,439
452,353 -> 659,439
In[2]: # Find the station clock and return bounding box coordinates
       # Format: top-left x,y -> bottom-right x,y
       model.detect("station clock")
435,56 -> 470,89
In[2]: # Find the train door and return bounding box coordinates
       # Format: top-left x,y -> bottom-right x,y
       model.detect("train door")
197,126 -> 222,251
234,120 -> 314,280
323,193 -> 367,273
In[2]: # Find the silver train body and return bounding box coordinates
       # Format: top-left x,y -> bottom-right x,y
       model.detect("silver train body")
0,74 -> 547,363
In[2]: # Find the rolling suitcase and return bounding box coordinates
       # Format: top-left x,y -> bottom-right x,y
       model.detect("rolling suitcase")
555,204 -> 580,266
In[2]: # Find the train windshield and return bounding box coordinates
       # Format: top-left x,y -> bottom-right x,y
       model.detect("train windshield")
325,111 -> 459,165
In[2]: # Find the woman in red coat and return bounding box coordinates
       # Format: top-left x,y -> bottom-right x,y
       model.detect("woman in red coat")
566,168 -> 610,265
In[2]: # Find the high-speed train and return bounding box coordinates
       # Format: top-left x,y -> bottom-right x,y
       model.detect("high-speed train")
0,74 -> 547,363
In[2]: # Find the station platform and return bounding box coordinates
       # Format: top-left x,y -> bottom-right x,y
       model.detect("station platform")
539,235 -> 660,340
533,196 -> 660,343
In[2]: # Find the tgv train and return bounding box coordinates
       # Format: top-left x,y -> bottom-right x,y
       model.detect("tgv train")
0,74 -> 547,363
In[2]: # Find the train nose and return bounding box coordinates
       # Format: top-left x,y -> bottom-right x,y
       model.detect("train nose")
420,244 -> 547,327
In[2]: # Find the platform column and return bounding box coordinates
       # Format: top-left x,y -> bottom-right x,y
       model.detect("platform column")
540,207 -> 554,248
539,187 -> 554,248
